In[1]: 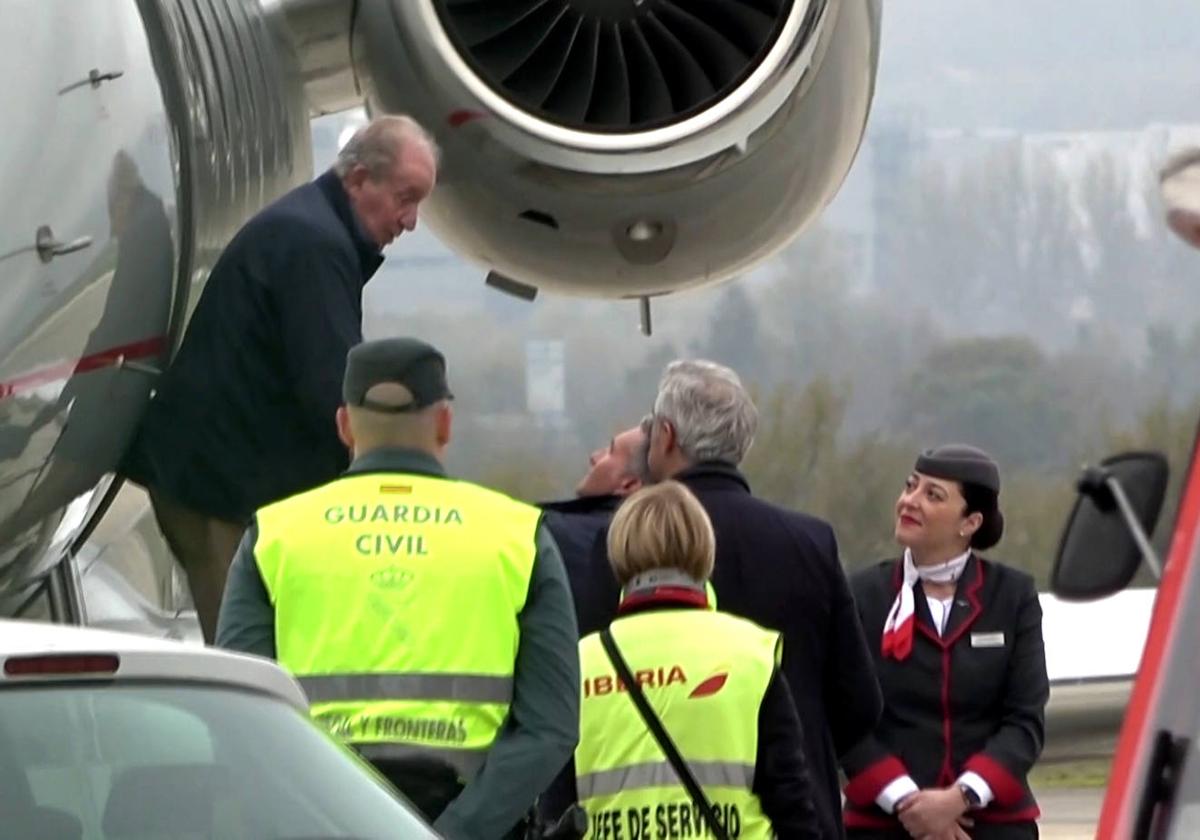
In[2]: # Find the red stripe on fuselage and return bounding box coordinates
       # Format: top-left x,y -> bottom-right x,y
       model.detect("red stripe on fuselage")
0,337 -> 167,400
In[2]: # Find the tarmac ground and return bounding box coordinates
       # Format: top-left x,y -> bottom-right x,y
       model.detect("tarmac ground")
1034,785 -> 1103,840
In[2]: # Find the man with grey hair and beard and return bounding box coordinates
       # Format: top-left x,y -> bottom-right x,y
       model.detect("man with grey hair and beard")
122,114 -> 439,643
606,359 -> 884,840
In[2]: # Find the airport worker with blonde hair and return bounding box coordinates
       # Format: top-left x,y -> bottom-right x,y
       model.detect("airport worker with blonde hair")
542,480 -> 822,840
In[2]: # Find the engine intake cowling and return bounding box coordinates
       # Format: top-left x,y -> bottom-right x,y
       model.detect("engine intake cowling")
432,0 -> 796,134
349,0 -> 880,298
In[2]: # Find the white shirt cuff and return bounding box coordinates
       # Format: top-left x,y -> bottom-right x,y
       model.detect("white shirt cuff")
876,775 -> 920,814
956,771 -> 995,808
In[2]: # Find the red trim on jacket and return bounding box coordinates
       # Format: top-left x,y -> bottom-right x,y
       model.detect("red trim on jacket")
892,554 -> 986,650
938,648 -> 954,784
928,559 -> 987,648
617,586 -> 708,613
843,755 -> 908,807
843,807 -> 896,829
911,561 -> 987,787
964,752 -> 1027,807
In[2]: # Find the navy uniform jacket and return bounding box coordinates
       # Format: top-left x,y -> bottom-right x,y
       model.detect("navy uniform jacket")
584,462 -> 883,840
122,169 -> 383,523
539,494 -> 623,635
841,555 -> 1048,830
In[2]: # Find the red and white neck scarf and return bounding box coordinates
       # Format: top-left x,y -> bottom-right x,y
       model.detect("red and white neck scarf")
881,548 -> 970,661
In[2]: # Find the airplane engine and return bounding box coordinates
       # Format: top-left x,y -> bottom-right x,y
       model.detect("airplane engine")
1,0 -> 879,627
322,0 -> 881,299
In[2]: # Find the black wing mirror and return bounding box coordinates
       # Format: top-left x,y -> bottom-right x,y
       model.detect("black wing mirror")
1050,451 -> 1170,601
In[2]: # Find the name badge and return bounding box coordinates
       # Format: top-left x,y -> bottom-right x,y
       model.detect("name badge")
971,632 -> 1005,648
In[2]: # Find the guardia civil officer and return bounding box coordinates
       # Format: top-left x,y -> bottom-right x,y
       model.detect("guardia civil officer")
542,481 -> 822,840
215,338 -> 580,840
840,445 -> 1048,840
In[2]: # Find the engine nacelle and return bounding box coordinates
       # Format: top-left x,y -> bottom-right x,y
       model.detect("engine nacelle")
340,0 -> 880,298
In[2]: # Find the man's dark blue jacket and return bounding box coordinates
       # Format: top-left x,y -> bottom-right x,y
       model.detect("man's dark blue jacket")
122,170 -> 383,522
586,462 -> 884,840
539,494 -> 623,634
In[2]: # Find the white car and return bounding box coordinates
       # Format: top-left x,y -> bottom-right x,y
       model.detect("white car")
0,619 -> 438,839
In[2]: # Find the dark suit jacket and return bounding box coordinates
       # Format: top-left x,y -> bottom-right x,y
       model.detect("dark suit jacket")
540,495 -> 624,636
585,462 -> 883,840
122,170 -> 383,522
841,555 -> 1048,829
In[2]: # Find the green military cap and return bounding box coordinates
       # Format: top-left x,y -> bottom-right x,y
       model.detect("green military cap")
343,337 -> 454,413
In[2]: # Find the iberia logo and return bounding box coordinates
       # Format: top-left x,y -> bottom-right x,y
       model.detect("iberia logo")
583,667 -> 729,699
688,672 -> 729,699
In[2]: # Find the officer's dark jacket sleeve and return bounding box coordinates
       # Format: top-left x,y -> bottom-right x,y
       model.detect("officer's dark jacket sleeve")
960,575 -> 1048,805
214,519 -> 276,658
754,668 -> 822,840
839,729 -> 909,807
272,234 -> 363,451
435,521 -> 581,840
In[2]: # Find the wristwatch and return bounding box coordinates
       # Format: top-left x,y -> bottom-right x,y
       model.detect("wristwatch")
957,783 -> 982,809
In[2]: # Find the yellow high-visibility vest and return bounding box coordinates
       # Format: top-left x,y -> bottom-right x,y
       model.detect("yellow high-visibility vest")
576,609 -> 779,840
254,471 -> 540,780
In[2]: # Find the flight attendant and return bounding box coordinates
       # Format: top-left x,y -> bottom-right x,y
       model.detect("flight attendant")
841,444 -> 1048,840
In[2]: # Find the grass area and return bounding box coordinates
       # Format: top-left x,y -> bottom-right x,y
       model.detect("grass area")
1030,757 -> 1113,789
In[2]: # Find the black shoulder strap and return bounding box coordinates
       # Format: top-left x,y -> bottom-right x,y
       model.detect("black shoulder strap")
599,628 -> 730,840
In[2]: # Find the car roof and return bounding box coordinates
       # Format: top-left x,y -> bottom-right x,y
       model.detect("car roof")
1041,588 -> 1156,682
0,619 -> 308,711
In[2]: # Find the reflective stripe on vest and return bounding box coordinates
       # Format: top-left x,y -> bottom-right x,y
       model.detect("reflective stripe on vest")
254,471 -> 539,778
299,673 -> 514,704
576,760 -> 756,799
575,610 -> 780,840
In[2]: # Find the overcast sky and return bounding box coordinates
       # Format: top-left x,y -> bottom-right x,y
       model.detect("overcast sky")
870,0 -> 1199,131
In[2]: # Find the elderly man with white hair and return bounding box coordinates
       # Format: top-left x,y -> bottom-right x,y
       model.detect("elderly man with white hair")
122,114 -> 439,642
594,359 -> 885,840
